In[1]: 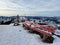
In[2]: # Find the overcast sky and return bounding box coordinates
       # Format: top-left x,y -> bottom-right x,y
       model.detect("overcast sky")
0,0 -> 60,16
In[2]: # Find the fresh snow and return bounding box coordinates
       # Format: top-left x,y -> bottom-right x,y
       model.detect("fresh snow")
0,23 -> 60,45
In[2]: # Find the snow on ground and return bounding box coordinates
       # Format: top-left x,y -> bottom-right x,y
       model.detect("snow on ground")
0,23 -> 60,45
55,29 -> 60,35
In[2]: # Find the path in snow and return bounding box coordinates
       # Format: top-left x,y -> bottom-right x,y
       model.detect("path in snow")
0,23 -> 60,45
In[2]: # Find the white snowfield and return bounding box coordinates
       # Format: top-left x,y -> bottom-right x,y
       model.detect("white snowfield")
0,23 -> 60,45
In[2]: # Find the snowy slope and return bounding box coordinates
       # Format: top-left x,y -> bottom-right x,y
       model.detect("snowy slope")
0,23 -> 60,45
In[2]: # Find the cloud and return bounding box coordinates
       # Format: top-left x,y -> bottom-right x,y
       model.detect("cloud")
0,0 -> 60,11
0,0 -> 60,16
